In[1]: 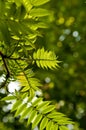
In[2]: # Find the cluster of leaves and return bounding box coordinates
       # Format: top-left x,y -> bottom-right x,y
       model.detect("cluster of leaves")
0,0 -> 73,130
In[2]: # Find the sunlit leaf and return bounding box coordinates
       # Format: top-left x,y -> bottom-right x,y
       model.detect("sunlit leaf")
30,8 -> 50,17
11,100 -> 22,112
32,98 -> 42,107
31,0 -> 50,6
53,124 -> 59,130
40,117 -> 48,130
59,126 -> 69,130
42,105 -> 55,114
21,86 -> 30,92
33,48 -> 60,69
20,106 -> 33,120
27,110 -> 37,125
46,121 -> 53,130
37,101 -> 51,109
1,96 -> 16,101
14,103 -> 27,117
32,114 -> 42,129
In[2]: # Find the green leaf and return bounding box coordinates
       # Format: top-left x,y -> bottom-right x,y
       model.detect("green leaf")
22,0 -> 33,12
47,111 -> 65,119
21,92 -> 28,99
11,100 -> 22,112
37,101 -> 51,109
40,117 -> 48,130
0,22 -> 11,45
50,122 -> 54,130
20,106 -> 33,120
37,22 -> 48,28
59,126 -> 69,130
30,8 -> 50,17
29,88 -> 35,98
46,121 -> 53,130
53,124 -> 59,130
48,111 -> 65,117
42,105 -> 55,114
27,110 -> 37,125
14,0 -> 22,7
32,98 -> 42,107
21,86 -> 30,92
27,89 -> 35,102
32,114 -> 42,129
29,78 -> 41,90
31,0 -> 50,6
14,103 -> 27,117
33,48 -> 60,69
1,96 -> 16,101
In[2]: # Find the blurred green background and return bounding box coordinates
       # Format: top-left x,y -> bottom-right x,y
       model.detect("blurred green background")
0,0 -> 86,130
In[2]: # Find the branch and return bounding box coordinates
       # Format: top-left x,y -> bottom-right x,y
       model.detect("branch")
0,51 -> 10,88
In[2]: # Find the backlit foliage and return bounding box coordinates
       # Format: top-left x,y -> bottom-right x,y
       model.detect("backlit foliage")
0,0 -> 73,130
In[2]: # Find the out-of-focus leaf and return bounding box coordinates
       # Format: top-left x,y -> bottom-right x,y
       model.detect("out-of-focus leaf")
31,0 -> 50,6
30,8 -> 50,17
1,96 -> 16,101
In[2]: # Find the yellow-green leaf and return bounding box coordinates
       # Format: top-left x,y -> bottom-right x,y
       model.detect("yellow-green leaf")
21,86 -> 30,92
42,105 -> 55,114
31,0 -> 50,6
32,114 -> 42,129
11,100 -> 22,112
32,98 -> 42,107
60,126 -> 69,130
51,123 -> 58,130
1,96 -> 16,101
30,8 -> 50,17
27,110 -> 37,125
14,103 -> 27,117
46,121 -> 53,130
37,101 -> 51,109
20,106 -> 33,120
40,117 -> 48,130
